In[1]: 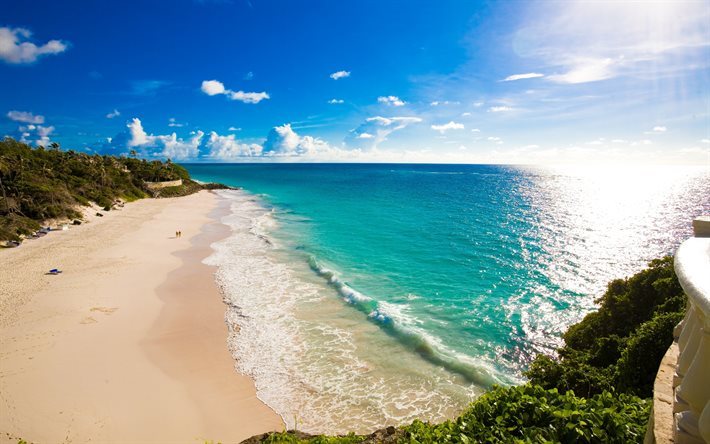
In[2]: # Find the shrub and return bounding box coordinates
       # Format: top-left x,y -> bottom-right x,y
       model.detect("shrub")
616,311 -> 684,396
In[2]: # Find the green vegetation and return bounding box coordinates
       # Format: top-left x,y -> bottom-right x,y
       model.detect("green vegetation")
525,256 -> 685,398
249,257 -> 684,443
0,138 -> 224,242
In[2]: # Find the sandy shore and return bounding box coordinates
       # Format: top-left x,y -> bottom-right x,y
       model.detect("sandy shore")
0,191 -> 283,443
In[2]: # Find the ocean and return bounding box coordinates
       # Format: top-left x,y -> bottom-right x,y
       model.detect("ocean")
185,163 -> 709,434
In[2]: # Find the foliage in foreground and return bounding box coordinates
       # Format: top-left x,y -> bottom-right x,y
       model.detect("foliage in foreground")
255,386 -> 649,444
0,138 -> 212,241
525,256 -> 685,398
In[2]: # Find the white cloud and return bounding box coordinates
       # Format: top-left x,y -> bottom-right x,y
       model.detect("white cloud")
201,80 -> 226,95
517,1 -> 710,84
487,136 -> 503,144
431,121 -> 465,133
461,112 -> 472,117
127,118 -> 151,147
205,132 -> 261,159
228,126 -> 241,131
378,96 -> 406,106
502,73 -> 545,81
160,131 -> 204,160
18,123 -> 54,146
168,117 -> 185,127
201,79 -> 270,103
0,27 -> 68,64
228,90 -> 270,104
430,100 -> 460,106
261,123 -> 339,157
7,110 -> 45,124
701,139 -> 710,144
488,106 -> 513,112
329,70 -> 351,80
346,116 -> 422,149
328,98 -> 345,104
106,109 -> 120,119
652,126 -> 667,133
263,124 -> 301,154
124,118 -> 203,159
547,57 -> 617,84
471,128 -> 481,132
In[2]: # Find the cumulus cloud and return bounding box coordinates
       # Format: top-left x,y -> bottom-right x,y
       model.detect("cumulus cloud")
378,96 -> 406,106
17,123 -> 54,146
329,70 -> 350,80
123,118 -> 203,159
263,124 -> 301,154
328,98 -> 345,104
200,79 -> 270,104
346,116 -> 422,149
205,132 -> 261,159
228,126 -> 241,131
0,27 -> 68,64
201,80 -> 226,95
488,106 -> 513,112
7,110 -> 44,124
106,109 -> 121,119
502,72 -> 545,81
259,123 -> 348,158
431,121 -> 464,133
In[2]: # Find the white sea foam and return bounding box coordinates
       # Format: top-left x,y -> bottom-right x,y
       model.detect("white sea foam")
205,189 -> 482,434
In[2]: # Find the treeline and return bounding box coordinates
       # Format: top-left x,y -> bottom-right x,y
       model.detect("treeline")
0,138 -> 214,242
247,257 -> 685,443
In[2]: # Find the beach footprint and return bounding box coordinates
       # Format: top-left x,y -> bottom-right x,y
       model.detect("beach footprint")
80,307 -> 118,324
90,307 -> 118,315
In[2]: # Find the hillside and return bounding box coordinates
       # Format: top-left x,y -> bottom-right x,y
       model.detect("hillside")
0,138 -> 221,242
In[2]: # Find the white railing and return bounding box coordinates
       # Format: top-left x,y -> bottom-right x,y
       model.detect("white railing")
673,216 -> 710,444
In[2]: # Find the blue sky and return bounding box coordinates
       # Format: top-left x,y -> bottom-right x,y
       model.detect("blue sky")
1,0 -> 709,164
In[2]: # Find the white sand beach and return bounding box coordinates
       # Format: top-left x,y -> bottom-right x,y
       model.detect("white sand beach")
0,191 -> 283,443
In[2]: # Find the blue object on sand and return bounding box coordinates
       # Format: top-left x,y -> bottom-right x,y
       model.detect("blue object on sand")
49,269 -> 62,274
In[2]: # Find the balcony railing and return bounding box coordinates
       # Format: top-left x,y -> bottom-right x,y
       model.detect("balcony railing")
670,216 -> 710,444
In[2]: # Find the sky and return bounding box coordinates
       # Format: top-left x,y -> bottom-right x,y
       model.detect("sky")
1,0 -> 709,164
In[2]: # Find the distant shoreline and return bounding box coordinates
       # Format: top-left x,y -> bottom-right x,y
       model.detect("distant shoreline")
0,190 -> 282,443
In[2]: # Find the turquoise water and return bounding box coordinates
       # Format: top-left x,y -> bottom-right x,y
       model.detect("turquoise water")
189,163 -> 709,433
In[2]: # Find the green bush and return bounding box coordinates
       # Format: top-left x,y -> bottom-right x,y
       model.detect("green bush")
616,311 -> 684,396
403,385 -> 649,444
526,256 -> 686,399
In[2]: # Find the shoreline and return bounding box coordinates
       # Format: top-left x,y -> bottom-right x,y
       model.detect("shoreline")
0,191 -> 282,443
